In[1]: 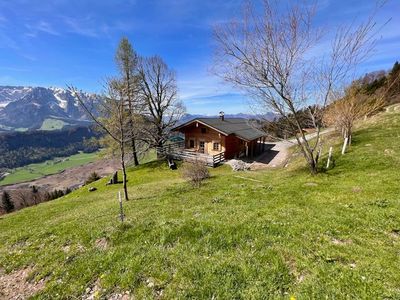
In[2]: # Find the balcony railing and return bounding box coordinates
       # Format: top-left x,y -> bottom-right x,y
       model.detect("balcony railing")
157,141 -> 225,167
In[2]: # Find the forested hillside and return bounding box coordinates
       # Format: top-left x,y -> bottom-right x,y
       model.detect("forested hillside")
0,127 -> 100,169
357,61 -> 400,104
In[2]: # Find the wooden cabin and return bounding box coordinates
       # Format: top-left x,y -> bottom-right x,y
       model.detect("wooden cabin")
172,115 -> 268,160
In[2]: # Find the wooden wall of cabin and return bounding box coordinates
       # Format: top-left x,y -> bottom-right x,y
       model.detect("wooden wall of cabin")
224,135 -> 246,159
247,138 -> 266,157
177,122 -> 265,158
179,123 -> 226,155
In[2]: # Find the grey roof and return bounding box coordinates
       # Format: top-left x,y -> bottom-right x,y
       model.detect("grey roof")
173,118 -> 266,141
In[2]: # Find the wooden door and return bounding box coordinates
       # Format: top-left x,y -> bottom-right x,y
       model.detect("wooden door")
199,141 -> 206,153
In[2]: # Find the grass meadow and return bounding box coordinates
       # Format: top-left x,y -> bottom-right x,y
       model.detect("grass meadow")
0,109 -> 399,298
0,151 -> 99,186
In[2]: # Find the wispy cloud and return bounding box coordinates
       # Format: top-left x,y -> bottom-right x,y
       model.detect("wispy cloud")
62,16 -> 100,38
25,20 -> 60,37
178,74 -> 250,114
60,15 -> 137,39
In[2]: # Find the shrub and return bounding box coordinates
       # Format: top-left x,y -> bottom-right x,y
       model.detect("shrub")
44,189 -> 65,201
181,161 -> 210,187
1,191 -> 14,213
85,172 -> 101,185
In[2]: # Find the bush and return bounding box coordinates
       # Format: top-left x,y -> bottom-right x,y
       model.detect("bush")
1,191 -> 14,213
43,189 -> 66,201
85,172 -> 101,185
181,161 -> 210,187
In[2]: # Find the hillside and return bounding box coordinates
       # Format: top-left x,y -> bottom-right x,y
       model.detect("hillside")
0,151 -> 99,187
0,86 -> 98,131
0,107 -> 399,298
0,126 -> 100,169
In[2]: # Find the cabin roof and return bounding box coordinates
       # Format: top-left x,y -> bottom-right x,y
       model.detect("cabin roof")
173,118 -> 266,142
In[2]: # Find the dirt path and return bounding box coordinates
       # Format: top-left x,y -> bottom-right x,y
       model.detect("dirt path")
0,158 -> 120,192
249,128 -> 335,170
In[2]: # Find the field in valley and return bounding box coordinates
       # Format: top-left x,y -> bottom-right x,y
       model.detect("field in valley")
0,109 -> 399,298
39,118 -> 69,131
0,151 -> 99,186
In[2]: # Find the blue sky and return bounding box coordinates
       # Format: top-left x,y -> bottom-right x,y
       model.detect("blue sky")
0,0 -> 399,114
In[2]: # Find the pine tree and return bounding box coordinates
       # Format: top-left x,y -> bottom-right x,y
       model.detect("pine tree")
1,191 -> 14,213
388,61 -> 400,99
391,61 -> 400,76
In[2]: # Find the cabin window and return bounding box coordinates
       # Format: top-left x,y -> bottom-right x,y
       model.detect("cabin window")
201,127 -> 207,134
189,139 -> 195,148
213,142 -> 220,151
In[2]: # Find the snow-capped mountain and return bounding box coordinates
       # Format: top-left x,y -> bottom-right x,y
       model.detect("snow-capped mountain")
0,86 -> 33,108
0,86 -> 98,130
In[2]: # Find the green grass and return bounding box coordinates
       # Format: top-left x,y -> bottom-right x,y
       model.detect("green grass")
0,151 -> 99,186
39,118 -> 69,131
0,111 -> 400,299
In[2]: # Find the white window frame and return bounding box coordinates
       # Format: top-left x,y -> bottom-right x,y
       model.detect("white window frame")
212,141 -> 220,151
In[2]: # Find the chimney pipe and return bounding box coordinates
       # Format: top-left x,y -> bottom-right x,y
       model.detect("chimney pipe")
219,111 -> 225,121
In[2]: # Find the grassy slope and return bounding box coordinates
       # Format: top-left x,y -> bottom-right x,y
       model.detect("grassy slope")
0,111 -> 399,299
39,119 -> 69,131
0,152 -> 99,186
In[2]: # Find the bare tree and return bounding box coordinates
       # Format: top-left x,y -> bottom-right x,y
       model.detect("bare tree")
115,38 -> 142,166
324,74 -> 399,144
137,56 -> 185,150
213,0 -> 382,174
69,80 -> 131,200
12,189 -> 32,208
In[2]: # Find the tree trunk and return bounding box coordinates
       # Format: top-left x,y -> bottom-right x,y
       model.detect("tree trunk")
293,118 -> 319,175
125,70 -> 139,167
308,159 -> 318,175
120,144 -> 129,201
131,135 -> 139,166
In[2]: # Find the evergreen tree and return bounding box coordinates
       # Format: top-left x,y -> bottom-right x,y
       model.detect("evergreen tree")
390,61 -> 400,76
388,61 -> 400,100
1,191 -> 14,213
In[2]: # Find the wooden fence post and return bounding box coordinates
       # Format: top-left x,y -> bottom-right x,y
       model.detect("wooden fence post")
341,137 -> 348,155
326,146 -> 333,169
118,191 -> 124,222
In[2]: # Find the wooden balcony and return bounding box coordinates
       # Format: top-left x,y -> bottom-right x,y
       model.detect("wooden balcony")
157,141 -> 225,167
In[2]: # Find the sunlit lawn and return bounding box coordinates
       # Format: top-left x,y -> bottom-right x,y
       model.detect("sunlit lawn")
0,110 -> 399,298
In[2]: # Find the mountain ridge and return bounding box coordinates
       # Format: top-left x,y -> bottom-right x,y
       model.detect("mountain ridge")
0,86 -> 97,131
0,85 -> 276,131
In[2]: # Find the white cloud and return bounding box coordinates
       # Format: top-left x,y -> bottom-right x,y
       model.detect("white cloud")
177,73 -> 250,114
25,20 -> 60,37
179,75 -> 241,101
62,16 -> 100,38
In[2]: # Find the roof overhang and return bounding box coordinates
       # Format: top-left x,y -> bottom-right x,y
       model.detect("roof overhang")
172,119 -> 229,136
235,134 -> 266,143
172,118 -> 268,142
